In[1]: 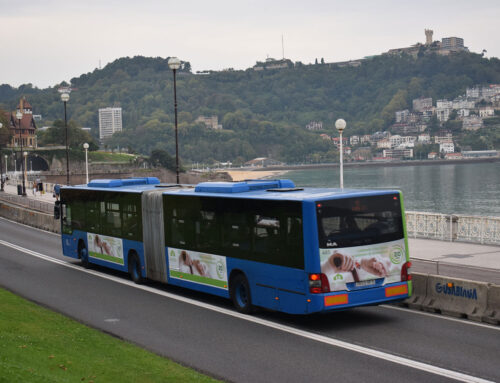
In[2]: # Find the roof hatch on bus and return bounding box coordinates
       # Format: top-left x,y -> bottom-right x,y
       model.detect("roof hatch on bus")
87,177 -> 160,188
194,179 -> 295,193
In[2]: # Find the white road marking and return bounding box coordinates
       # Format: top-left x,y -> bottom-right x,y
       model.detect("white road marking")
381,305 -> 500,331
0,239 -> 495,383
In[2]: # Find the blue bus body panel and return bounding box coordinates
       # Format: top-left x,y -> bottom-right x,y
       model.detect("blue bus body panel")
62,230 -> 145,277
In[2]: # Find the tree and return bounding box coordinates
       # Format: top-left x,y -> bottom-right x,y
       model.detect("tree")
0,109 -> 12,149
149,149 -> 176,171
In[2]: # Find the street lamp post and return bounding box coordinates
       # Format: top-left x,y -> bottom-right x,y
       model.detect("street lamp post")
23,151 -> 28,193
61,92 -> 70,185
16,110 -> 26,195
168,57 -> 181,184
83,143 -> 89,184
335,119 -> 346,190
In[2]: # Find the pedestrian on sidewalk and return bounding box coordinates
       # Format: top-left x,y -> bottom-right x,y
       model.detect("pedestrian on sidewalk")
32,180 -> 37,196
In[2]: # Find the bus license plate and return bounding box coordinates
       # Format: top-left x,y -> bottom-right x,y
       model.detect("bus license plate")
356,280 -> 376,288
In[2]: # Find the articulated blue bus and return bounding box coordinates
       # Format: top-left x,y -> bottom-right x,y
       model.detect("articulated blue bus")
56,177 -> 412,314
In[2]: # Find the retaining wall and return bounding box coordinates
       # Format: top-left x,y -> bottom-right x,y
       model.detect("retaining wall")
0,201 -> 60,233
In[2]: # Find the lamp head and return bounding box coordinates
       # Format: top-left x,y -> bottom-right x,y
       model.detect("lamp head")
83,143 -> 89,150
335,118 -> 346,133
61,92 -> 70,102
168,57 -> 181,70
23,151 -> 28,157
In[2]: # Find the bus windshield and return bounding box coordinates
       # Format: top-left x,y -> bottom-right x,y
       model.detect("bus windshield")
317,194 -> 404,249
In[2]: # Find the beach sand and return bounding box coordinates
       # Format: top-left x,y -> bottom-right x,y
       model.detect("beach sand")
224,170 -> 288,181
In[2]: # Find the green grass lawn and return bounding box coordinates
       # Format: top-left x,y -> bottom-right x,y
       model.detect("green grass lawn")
0,288 -> 219,383
88,152 -> 137,163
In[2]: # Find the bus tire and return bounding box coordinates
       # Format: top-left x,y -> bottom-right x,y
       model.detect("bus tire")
230,274 -> 253,314
78,241 -> 90,269
128,253 -> 144,284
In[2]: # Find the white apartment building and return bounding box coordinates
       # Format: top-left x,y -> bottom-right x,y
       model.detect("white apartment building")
440,142 -> 455,153
436,99 -> 453,122
418,134 -> 431,144
350,135 -> 360,146
389,135 -> 416,148
412,97 -> 432,112
434,133 -> 453,144
462,116 -> 483,131
479,107 -> 495,118
395,109 -> 410,123
99,107 -> 122,140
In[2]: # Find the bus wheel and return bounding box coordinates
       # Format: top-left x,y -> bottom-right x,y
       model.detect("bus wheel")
128,253 -> 144,284
230,274 -> 253,314
78,242 -> 90,269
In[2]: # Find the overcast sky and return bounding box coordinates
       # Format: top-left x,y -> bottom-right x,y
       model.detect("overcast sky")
1,0 -> 499,89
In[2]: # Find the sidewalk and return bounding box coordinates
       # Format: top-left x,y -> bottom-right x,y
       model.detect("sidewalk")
2,182 -> 56,204
1,182 -> 499,283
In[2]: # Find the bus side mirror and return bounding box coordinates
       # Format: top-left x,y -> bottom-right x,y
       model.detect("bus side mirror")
54,201 -> 61,220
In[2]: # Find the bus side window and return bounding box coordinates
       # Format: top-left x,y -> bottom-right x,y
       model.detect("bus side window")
62,204 -> 72,234
170,208 -> 187,246
86,201 -> 100,233
195,210 -> 218,252
222,212 -> 251,254
253,215 -> 281,257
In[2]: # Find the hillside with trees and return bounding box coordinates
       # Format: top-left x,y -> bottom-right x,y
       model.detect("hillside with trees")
0,52 -> 499,164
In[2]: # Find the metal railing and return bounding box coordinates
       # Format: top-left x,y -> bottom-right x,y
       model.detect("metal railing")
406,211 -> 500,245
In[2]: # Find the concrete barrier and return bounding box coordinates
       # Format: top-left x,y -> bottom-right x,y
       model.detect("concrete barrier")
422,275 -> 489,321
404,273 -> 428,310
482,285 -> 500,325
0,201 -> 60,233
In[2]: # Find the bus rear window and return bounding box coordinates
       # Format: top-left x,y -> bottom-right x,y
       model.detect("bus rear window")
317,194 -> 404,248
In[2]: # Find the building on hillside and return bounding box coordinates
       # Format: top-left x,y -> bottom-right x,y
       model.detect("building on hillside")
434,133 -> 453,144
98,107 -> 122,140
479,107 -> 495,118
253,58 -> 293,71
4,97 -> 37,149
441,37 -> 467,52
413,97 -> 433,112
389,135 -> 416,148
376,139 -> 391,149
305,121 -> 323,131
395,109 -> 410,123
196,115 -> 222,130
461,150 -> 499,158
462,116 -> 483,131
349,135 -> 360,146
452,98 -> 475,110
428,152 -> 438,159
436,99 -> 453,122
418,133 -> 431,144
439,142 -> 455,153
445,152 -> 462,160
360,135 -> 372,145
382,148 -> 413,159
332,137 -> 348,148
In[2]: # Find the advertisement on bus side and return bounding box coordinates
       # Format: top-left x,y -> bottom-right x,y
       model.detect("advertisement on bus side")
320,239 -> 406,291
87,233 -> 124,265
168,248 -> 228,290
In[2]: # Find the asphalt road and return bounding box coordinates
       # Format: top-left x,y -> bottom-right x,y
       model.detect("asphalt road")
0,217 -> 499,383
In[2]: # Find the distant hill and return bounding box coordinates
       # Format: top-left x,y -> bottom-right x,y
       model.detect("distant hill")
1,52 -> 499,163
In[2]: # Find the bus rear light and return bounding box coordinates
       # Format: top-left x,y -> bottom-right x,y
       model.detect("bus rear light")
385,284 -> 408,297
309,273 -> 330,294
324,294 -> 348,306
401,261 -> 412,281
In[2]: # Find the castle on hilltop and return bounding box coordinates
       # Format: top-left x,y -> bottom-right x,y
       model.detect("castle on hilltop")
385,29 -> 469,57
